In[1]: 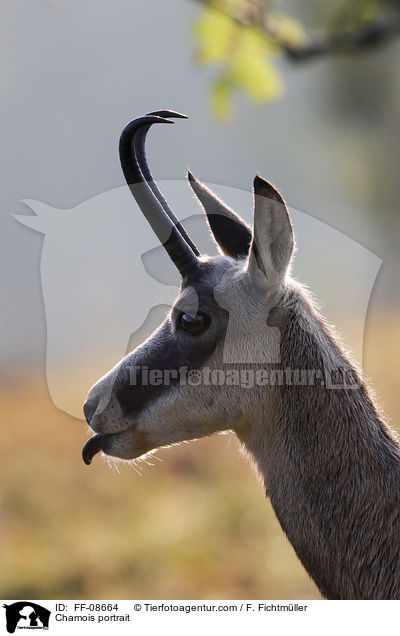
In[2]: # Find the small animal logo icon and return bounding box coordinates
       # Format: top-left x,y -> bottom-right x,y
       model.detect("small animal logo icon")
3,602 -> 50,633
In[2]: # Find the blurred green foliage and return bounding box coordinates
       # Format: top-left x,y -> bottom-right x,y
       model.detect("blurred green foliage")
330,0 -> 382,31
193,4 -> 303,118
192,0 -> 389,118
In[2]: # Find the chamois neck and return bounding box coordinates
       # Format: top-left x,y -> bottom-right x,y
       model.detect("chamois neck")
241,284 -> 400,599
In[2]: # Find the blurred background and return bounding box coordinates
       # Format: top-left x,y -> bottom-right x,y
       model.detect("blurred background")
0,0 -> 399,599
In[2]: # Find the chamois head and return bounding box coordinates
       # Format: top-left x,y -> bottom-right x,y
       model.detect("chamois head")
82,111 -> 294,465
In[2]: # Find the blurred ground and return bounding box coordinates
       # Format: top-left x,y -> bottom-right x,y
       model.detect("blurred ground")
1,311 -> 399,600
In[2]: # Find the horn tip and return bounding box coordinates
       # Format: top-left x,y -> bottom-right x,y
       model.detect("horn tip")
147,109 -> 188,120
152,116 -> 174,125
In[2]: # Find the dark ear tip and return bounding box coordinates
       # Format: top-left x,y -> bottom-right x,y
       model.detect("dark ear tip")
187,171 -> 199,190
254,174 -> 284,203
254,174 -> 271,191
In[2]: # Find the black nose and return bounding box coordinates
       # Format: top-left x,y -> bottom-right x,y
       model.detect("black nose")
83,398 -> 98,424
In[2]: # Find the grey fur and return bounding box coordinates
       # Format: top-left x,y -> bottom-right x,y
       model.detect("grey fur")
84,173 -> 400,600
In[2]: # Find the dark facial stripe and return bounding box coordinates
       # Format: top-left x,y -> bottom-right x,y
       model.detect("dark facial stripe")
113,259 -> 232,419
114,319 -> 221,418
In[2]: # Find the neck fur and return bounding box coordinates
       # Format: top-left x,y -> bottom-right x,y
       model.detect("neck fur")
240,283 -> 400,599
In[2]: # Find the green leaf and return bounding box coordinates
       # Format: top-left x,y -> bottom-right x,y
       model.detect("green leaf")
211,77 -> 231,120
267,13 -> 308,47
192,6 -> 235,63
229,29 -> 283,101
193,4 -> 285,119
230,55 -> 283,101
330,0 -> 382,32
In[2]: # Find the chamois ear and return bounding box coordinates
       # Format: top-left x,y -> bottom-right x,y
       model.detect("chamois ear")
187,171 -> 252,259
248,175 -> 294,289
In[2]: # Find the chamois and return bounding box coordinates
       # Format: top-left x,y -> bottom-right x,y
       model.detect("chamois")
83,112 -> 400,599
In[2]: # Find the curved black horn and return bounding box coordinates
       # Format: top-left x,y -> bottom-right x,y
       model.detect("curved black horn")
134,110 -> 200,256
119,115 -> 199,277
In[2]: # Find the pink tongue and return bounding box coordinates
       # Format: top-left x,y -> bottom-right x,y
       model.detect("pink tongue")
82,434 -> 103,465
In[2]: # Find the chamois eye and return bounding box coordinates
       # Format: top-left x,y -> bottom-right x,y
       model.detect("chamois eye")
180,313 -> 211,335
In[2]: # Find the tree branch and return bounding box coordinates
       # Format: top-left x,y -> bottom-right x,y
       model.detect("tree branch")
192,0 -> 400,62
281,16 -> 400,61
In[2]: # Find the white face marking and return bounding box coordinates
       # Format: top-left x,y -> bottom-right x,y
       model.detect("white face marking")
83,251 -> 292,462
83,175 -> 297,463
